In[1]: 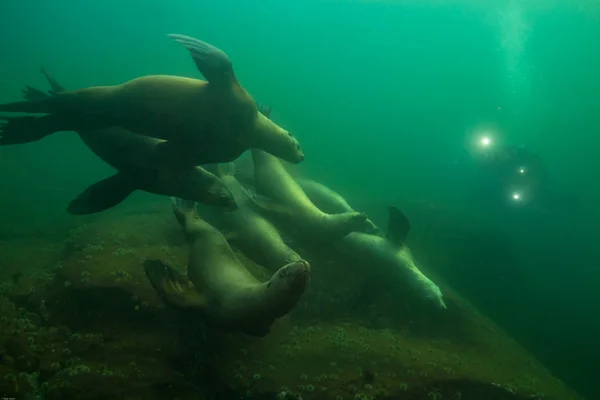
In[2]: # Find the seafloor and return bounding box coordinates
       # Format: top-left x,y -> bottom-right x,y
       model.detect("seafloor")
0,200 -> 583,400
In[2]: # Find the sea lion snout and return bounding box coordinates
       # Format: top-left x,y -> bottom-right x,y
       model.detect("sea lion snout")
282,259 -> 311,283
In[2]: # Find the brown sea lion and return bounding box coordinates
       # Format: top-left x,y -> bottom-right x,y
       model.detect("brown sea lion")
0,34 -> 304,168
21,68 -> 236,215
144,198 -> 310,337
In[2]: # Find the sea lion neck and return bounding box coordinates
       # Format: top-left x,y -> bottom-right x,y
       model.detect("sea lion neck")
248,112 -> 290,156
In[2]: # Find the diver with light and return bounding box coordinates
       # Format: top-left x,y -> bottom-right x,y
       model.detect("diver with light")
468,133 -> 578,210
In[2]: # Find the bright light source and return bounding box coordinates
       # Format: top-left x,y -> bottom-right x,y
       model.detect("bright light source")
512,193 -> 521,201
480,136 -> 491,147
518,167 -> 526,174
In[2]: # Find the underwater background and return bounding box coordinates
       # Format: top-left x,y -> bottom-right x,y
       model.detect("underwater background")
0,0 -> 599,399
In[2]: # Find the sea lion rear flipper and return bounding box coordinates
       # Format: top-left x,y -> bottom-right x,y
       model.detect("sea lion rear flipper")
22,85 -> 50,102
0,114 -> 63,145
20,68 -> 65,102
144,259 -> 207,310
39,66 -> 67,94
167,34 -> 236,87
67,169 -> 159,215
386,206 -> 411,248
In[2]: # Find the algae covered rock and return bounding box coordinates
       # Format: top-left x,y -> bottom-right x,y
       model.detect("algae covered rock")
0,206 -> 586,400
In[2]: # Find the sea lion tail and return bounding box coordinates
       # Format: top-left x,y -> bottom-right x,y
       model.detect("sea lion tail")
143,259 -> 205,310
67,169 -> 159,215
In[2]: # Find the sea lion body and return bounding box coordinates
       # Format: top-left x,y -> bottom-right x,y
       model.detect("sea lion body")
250,149 -> 368,241
337,231 -> 446,309
198,165 -> 302,271
145,198 -> 310,336
21,71 -> 237,215
0,35 -> 304,167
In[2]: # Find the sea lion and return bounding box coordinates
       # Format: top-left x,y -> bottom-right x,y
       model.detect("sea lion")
144,198 -> 310,337
21,68 -> 237,215
335,206 -> 446,310
197,163 -> 302,272
0,34 -> 304,168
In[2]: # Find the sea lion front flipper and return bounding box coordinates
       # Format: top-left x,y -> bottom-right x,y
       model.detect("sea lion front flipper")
239,186 -> 292,217
168,34 -> 236,87
256,103 -> 273,118
143,259 -> 207,310
386,206 -> 411,249
67,169 -> 160,215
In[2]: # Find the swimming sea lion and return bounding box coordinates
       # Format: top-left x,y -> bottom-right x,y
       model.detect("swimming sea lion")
198,163 -> 302,272
335,206 -> 446,310
144,198 -> 310,337
22,68 -> 237,215
0,34 -> 304,168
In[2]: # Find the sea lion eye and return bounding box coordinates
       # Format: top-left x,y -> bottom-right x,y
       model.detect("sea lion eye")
279,269 -> 287,278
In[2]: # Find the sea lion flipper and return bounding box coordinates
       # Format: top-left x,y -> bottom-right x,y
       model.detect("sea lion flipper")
167,33 -> 235,86
239,186 -> 291,216
67,169 -> 159,215
22,85 -> 50,102
39,66 -> 66,94
386,205 -> 411,248
0,115 -> 57,145
144,259 -> 206,310
256,103 -> 273,118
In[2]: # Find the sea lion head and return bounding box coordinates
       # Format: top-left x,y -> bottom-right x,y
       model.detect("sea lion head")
253,111 -> 304,164
422,284 -> 447,310
263,259 -> 311,318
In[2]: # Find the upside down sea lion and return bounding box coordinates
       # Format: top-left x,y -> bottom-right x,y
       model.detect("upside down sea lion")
22,68 -> 237,215
144,198 -> 310,337
0,34 -> 304,168
198,163 -> 302,272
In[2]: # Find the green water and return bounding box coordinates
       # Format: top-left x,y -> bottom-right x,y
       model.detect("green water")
0,0 -> 598,398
